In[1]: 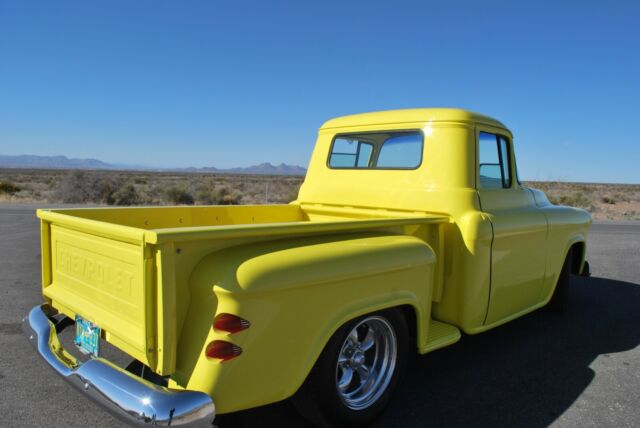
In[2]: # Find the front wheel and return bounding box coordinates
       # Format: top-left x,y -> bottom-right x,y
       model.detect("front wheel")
293,309 -> 408,427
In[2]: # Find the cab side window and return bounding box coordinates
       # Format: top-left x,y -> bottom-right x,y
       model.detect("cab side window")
479,132 -> 512,189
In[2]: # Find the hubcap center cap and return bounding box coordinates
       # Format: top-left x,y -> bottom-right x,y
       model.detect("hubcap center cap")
351,351 -> 365,367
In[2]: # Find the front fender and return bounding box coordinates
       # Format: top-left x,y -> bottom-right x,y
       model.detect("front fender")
174,232 -> 436,414
539,204 -> 592,302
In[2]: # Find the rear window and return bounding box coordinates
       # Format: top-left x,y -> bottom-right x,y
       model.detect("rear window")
328,131 -> 423,169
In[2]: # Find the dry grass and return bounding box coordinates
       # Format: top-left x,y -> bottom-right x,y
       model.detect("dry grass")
0,169 -> 638,220
0,169 -> 302,206
525,181 -> 640,221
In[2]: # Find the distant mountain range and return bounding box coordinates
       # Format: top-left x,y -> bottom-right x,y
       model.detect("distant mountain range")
0,154 -> 307,176
176,162 -> 307,175
0,154 -> 113,170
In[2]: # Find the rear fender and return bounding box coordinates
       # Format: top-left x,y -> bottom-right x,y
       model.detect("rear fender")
175,232 -> 436,414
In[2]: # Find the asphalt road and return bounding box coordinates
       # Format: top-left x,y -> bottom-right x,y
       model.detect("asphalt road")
1,205 -> 639,428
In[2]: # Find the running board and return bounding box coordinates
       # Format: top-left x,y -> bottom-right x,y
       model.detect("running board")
421,320 -> 461,354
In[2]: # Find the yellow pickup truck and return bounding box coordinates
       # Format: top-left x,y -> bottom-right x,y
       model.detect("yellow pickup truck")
23,108 -> 591,427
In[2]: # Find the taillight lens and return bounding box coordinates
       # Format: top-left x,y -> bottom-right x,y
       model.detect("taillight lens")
213,313 -> 250,334
206,340 -> 242,362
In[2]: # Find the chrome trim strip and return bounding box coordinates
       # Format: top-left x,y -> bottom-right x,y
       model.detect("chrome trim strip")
23,305 -> 215,427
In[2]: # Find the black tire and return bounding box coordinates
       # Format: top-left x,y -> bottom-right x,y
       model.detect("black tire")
548,248 -> 573,312
292,308 -> 408,427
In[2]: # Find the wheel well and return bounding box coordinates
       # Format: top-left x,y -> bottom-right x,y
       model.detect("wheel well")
570,242 -> 585,274
399,305 -> 418,348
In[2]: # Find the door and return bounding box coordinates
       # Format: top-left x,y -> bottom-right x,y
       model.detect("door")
476,129 -> 548,325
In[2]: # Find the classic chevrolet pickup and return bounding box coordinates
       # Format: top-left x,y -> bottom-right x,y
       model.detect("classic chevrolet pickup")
23,108 -> 591,427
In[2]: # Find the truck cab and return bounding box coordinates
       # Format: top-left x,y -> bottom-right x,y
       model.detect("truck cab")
300,108 -> 590,332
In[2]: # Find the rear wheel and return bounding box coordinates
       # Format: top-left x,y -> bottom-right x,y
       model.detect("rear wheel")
548,248 -> 573,312
293,309 -> 408,427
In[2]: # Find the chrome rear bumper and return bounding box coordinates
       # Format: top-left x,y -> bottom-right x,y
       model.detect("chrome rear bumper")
23,305 -> 215,427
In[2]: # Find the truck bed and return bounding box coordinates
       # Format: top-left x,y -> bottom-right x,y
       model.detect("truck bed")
37,203 -> 448,374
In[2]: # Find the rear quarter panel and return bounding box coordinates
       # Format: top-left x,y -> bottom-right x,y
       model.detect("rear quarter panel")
173,233 -> 437,414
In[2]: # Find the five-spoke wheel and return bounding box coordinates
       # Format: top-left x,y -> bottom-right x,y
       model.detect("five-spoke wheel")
293,309 -> 408,427
336,316 -> 397,411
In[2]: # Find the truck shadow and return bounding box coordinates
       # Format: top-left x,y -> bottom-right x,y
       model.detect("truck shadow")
216,276 -> 640,428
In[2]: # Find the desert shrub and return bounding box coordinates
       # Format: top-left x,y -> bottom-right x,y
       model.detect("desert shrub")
213,186 -> 230,202
54,171 -> 120,204
196,185 -> 240,205
601,196 -> 616,205
216,186 -> 241,205
164,187 -> 194,205
0,181 -> 20,195
112,184 -> 140,206
287,188 -> 300,202
196,188 -> 217,205
196,191 -> 213,205
613,192 -> 631,203
550,191 -> 592,210
221,193 -> 240,205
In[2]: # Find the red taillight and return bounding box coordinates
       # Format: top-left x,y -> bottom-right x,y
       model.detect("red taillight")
206,340 -> 242,362
213,313 -> 250,334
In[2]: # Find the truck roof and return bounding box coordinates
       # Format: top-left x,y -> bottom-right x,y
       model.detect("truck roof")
321,108 -> 506,130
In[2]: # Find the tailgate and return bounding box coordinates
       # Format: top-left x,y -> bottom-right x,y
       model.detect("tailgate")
38,210 -> 158,371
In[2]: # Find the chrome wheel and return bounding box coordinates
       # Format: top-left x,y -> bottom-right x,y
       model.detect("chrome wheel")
335,316 -> 397,410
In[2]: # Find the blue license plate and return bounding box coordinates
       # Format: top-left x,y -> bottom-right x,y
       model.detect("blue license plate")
74,316 -> 100,357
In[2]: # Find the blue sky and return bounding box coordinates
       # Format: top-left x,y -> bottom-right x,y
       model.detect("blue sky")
0,1 -> 638,183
